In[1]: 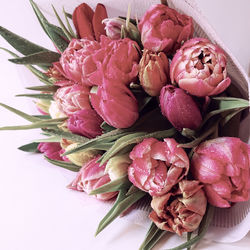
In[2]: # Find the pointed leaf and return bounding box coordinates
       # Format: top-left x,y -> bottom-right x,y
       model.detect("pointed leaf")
95,190 -> 146,235
0,26 -> 50,55
16,93 -> 54,100
63,7 -> 77,38
18,142 -> 40,152
26,85 -> 59,92
9,51 -> 60,65
52,5 -> 73,40
42,128 -> 89,143
33,136 -> 61,143
0,102 -> 41,122
30,0 -> 69,52
90,176 -> 130,195
44,156 -> 81,172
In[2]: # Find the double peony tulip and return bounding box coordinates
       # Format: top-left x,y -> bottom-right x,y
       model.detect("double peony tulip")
68,155 -> 117,201
149,180 -> 207,235
139,49 -> 169,96
138,4 -> 193,54
128,138 -> 189,196
191,137 -> 250,208
170,38 -> 231,97
160,85 -> 202,130
54,84 -> 92,116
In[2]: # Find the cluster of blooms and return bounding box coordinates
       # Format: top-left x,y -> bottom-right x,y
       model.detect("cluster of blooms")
1,1 -> 249,248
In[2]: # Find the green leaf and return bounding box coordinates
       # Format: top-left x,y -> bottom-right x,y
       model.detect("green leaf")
0,47 -> 52,84
18,142 -> 40,152
16,93 -> 54,100
101,122 -> 116,132
26,85 -> 59,92
0,102 -> 41,122
142,228 -> 166,250
165,205 -> 215,250
33,136 -> 61,143
0,26 -> 50,56
63,7 -> 77,38
30,0 -> 69,52
42,128 -> 89,143
44,156 -> 81,172
90,176 -> 130,195
202,97 -> 249,126
9,51 -> 60,66
52,5 -> 73,40
95,189 -> 146,235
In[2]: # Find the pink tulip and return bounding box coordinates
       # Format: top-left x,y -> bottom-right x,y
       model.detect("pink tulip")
170,38 -> 231,97
38,142 -> 64,161
60,38 -> 101,83
191,137 -> 250,208
149,180 -> 207,235
128,138 -> 189,196
160,85 -> 202,130
68,155 -> 117,201
82,36 -> 140,86
67,109 -> 103,138
138,4 -> 193,54
139,49 -> 169,96
90,80 -> 139,129
54,84 -> 92,116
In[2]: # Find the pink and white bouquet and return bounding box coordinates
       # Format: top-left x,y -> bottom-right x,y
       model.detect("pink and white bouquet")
0,0 -> 249,249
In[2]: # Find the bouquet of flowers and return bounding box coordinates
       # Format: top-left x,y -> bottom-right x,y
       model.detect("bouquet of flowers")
0,0 -> 249,249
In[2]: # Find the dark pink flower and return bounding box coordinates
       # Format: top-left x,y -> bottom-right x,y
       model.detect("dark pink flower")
170,38 -> 231,97
138,4 -> 193,54
128,138 -> 189,196
38,142 -> 63,161
149,180 -> 207,235
90,80 -> 139,129
191,137 -> 250,208
67,109 -> 103,138
68,155 -> 117,201
160,85 -> 202,130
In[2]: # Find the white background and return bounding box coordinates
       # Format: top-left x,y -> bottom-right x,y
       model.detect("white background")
0,0 -> 249,249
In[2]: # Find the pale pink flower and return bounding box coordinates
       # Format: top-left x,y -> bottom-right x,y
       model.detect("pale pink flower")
149,180 -> 207,235
160,85 -> 202,130
138,4 -> 193,54
170,38 -> 231,96
68,155 -> 117,201
191,137 -> 250,208
54,84 -> 91,116
128,138 -> 189,196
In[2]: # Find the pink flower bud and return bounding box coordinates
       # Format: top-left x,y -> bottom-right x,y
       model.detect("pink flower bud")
54,84 -> 92,116
128,138 -> 189,196
139,49 -> 169,96
67,109 -> 103,138
90,80 -> 139,129
38,142 -> 64,161
191,137 -> 250,208
138,4 -> 193,54
149,180 -> 207,235
170,38 -> 231,96
160,85 -> 202,130
68,155 -> 117,201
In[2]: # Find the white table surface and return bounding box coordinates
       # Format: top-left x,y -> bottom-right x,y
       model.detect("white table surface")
0,0 -> 249,249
